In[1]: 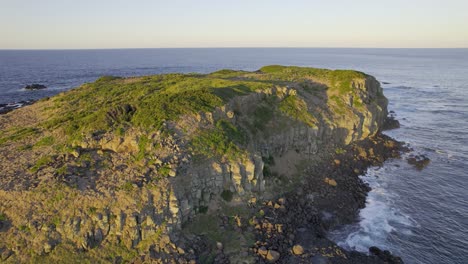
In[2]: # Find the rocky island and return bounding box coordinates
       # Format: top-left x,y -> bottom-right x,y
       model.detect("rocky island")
24,84 -> 47,90
0,66 -> 403,263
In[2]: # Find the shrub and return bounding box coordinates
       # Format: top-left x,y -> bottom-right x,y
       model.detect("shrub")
221,190 -> 234,202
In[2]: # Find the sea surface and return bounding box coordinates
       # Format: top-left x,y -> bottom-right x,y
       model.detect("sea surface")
1,48 -> 467,264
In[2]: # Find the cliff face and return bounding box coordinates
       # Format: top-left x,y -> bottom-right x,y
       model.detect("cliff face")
0,66 -> 388,262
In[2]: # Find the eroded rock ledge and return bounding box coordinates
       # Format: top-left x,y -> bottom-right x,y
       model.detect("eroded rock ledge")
0,66 -> 402,263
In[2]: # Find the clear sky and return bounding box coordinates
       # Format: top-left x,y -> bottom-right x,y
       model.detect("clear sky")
1,0 -> 467,49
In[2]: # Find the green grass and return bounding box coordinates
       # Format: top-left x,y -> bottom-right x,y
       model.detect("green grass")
34,136 -> 55,147
0,127 -> 39,145
30,155 -> 53,173
56,165 -> 68,176
279,95 -> 317,127
0,212 -> 7,221
135,135 -> 149,161
190,120 -> 247,161
120,181 -> 134,192
157,165 -> 172,177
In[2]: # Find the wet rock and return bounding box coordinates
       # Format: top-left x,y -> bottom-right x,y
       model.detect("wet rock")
24,84 -> 47,90
369,246 -> 403,263
0,100 -> 35,114
407,154 -> 430,170
310,254 -> 328,264
383,116 -> 400,130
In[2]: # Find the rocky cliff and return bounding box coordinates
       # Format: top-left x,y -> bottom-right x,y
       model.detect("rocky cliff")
0,66 -> 396,263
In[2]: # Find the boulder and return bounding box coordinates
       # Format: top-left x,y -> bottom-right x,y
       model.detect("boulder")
266,250 -> 280,262
292,244 -> 304,255
324,177 -> 337,186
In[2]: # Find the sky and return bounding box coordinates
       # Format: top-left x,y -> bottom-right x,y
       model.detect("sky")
1,0 -> 467,49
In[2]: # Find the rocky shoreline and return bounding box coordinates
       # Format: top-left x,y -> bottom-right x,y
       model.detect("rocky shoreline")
250,133 -> 406,263
174,132 -> 407,264
0,100 -> 35,115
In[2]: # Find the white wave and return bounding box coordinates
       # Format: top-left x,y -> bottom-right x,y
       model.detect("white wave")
332,166 -> 416,253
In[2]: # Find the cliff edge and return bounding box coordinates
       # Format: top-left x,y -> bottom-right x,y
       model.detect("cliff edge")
0,66 -> 400,263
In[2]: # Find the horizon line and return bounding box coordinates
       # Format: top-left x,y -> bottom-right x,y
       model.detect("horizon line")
1,47 -> 468,51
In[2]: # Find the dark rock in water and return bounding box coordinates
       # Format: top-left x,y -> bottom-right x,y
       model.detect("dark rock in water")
0,100 -> 35,115
382,81 -> 391,84
369,246 -> 403,263
407,154 -> 431,170
383,116 -> 400,130
24,84 -> 47,90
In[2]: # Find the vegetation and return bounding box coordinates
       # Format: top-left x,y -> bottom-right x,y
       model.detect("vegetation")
0,65 -> 370,167
0,127 -> 39,145
30,155 -> 53,173
34,136 -> 55,147
157,165 -> 172,177
221,190 -> 234,202
36,66 -> 365,145
0,212 -> 7,221
135,135 -> 149,161
190,119 -> 247,161
259,65 -> 367,94
279,95 -> 317,127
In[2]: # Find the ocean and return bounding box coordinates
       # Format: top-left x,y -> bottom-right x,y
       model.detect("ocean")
0,48 -> 467,264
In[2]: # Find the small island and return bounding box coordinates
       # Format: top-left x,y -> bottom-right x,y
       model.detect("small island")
24,84 -> 47,90
0,66 -> 402,263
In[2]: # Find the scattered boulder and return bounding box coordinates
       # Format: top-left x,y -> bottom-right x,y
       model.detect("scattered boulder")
324,177 -> 337,186
24,84 -> 47,90
292,244 -> 304,255
369,246 -> 403,263
168,169 -> 177,177
226,110 -> 235,119
266,250 -> 280,262
257,246 -> 268,257
407,154 -> 430,170
383,116 -> 400,130
216,242 -> 223,251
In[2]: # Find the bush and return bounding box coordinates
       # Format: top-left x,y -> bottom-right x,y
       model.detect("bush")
221,190 -> 234,202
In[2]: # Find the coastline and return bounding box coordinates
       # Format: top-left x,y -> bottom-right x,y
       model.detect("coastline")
246,132 -> 406,263
0,100 -> 35,115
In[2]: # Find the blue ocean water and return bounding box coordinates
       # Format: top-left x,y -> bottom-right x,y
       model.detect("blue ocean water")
1,48 -> 467,263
